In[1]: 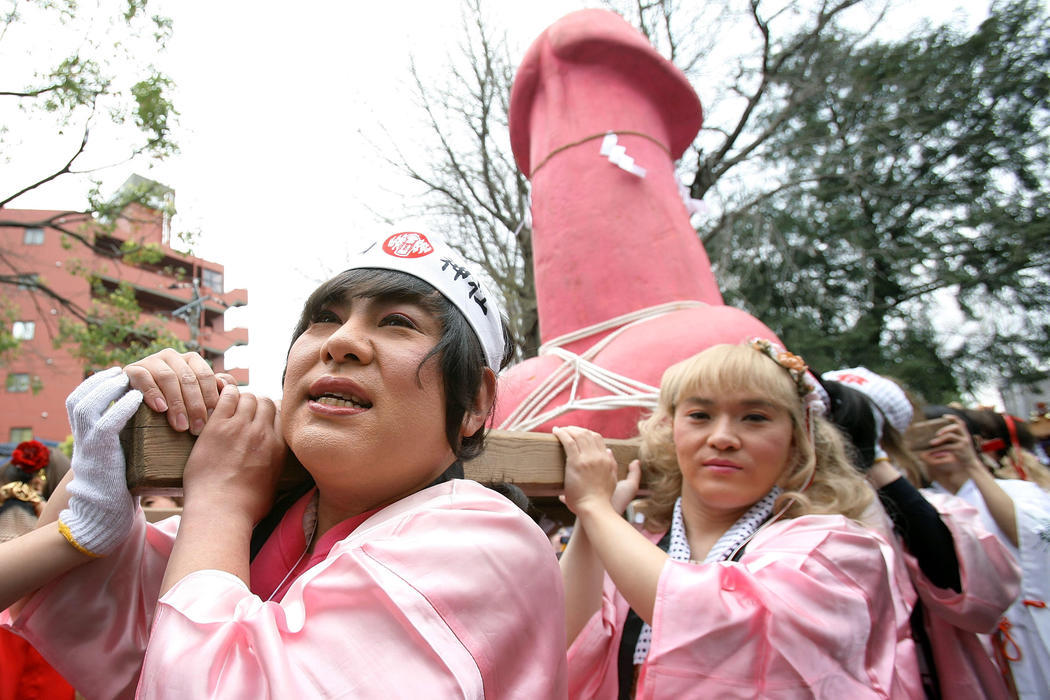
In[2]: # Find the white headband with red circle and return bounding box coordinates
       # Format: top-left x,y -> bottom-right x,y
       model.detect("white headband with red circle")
348,232 -> 505,372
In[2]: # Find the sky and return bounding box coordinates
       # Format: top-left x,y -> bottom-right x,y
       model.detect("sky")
4,0 -> 994,402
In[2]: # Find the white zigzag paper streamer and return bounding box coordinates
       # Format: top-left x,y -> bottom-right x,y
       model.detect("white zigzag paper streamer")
599,132 -> 646,178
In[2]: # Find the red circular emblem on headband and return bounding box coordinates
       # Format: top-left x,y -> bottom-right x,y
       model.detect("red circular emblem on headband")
835,373 -> 869,386
383,232 -> 434,259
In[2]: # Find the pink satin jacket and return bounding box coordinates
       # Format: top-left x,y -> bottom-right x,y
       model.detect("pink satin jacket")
566,514 -> 923,699
906,492 -> 1020,699
4,480 -> 568,699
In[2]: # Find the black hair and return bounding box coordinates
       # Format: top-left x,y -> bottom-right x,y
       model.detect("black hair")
42,448 -> 70,500
922,404 -> 989,464
959,408 -> 1036,460
286,268 -> 514,460
924,405 -> 1036,454
923,405 -> 976,433
823,379 -> 878,472
0,463 -> 32,485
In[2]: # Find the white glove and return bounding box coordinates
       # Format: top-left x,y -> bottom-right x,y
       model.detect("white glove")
58,367 -> 143,557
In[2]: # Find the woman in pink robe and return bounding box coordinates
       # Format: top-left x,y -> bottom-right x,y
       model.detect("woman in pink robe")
3,232 -> 568,699
555,341 -> 923,698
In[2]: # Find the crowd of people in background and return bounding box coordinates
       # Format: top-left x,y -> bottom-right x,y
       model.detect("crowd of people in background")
0,239 -> 1049,696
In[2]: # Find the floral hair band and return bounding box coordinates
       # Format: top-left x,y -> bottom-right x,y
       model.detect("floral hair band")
749,338 -> 828,495
748,338 -> 829,417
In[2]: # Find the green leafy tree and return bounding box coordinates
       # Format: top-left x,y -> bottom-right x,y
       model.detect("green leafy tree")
0,304 -> 19,365
0,0 -> 180,367
57,279 -> 185,371
389,0 -> 873,361
711,0 -> 1050,402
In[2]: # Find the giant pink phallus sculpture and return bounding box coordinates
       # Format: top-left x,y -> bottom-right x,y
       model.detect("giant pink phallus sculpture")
493,9 -> 779,439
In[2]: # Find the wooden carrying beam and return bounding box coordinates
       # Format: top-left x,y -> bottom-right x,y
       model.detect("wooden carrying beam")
122,406 -> 642,497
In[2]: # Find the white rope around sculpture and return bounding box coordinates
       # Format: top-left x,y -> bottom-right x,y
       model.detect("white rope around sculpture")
497,300 -> 709,432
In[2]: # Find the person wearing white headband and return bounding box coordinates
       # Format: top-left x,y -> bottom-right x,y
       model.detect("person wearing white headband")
822,373 -> 1021,699
350,231 -> 507,373
554,340 -> 923,698
4,231 -> 569,698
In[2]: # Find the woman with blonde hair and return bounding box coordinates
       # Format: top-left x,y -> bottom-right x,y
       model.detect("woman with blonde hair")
555,340 -> 922,698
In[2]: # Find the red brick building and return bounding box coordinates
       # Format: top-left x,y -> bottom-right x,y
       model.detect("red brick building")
0,182 -> 248,444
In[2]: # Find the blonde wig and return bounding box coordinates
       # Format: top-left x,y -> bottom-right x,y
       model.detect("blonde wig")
636,343 -> 873,532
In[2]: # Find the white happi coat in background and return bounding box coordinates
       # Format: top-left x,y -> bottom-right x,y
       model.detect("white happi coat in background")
927,478 -> 1050,698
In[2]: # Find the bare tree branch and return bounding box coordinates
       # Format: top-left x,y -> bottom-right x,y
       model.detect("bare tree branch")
0,120 -> 91,208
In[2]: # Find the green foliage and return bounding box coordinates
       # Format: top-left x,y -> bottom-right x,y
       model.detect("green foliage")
161,264 -> 186,282
1,1 -> 179,205
120,239 -> 164,265
172,227 -> 199,256
0,304 -> 21,365
56,434 -> 74,459
709,0 -> 1050,402
87,177 -> 175,231
56,279 -> 186,371
124,0 -> 148,21
130,73 -> 178,158
40,55 -> 107,114
1,0 -> 182,374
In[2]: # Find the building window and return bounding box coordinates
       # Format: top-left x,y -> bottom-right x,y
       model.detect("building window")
9,427 -> 33,443
201,268 -> 223,293
6,373 -> 30,392
12,321 -> 35,340
23,227 -> 44,245
16,274 -> 39,290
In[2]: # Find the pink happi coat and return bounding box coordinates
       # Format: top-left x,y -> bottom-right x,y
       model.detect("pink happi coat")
567,514 -> 923,699
3,480 -> 568,699
903,491 -> 1021,699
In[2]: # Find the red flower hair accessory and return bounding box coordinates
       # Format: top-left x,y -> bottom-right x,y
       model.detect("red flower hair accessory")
11,439 -> 49,475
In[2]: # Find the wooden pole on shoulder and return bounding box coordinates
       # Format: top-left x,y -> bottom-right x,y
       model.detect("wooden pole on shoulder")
122,406 -> 642,498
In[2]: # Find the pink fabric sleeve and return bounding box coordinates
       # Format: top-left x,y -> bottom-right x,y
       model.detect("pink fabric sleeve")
910,492 -> 1021,633
2,513 -> 177,700
642,516 -> 919,698
141,490 -> 567,698
565,574 -> 628,700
